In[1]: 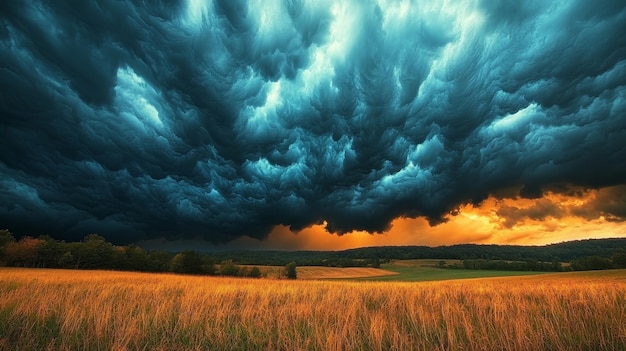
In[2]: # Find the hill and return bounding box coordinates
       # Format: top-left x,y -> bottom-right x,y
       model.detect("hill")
209,238 -> 626,266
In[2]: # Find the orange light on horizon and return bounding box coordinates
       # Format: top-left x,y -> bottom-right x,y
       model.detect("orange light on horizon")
227,186 -> 626,250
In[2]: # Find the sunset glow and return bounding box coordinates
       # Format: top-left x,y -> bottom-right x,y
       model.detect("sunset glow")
221,185 -> 626,250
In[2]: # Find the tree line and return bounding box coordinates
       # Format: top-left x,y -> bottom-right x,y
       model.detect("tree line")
2,228 -> 626,273
0,230 -> 298,278
202,239 -> 626,267
338,239 -> 626,262
448,255 -> 626,272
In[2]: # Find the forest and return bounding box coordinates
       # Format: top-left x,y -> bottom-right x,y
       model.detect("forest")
1,229 -> 626,274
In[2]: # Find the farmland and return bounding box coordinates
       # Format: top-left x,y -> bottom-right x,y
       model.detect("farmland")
1,267 -> 625,350
243,265 -> 398,280
242,260 -> 550,281
360,259 -> 550,281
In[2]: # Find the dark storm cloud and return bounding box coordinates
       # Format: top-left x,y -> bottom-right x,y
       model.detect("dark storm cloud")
1,0 -> 625,244
570,185 -> 626,222
496,199 -> 565,229
494,185 -> 626,228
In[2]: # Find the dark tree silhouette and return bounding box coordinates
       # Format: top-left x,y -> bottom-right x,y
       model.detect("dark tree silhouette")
285,262 -> 297,280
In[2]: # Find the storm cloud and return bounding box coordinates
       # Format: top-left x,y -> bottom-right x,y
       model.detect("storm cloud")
1,0 -> 625,244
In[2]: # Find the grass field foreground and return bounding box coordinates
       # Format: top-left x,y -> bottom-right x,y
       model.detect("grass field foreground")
1,268 -> 625,350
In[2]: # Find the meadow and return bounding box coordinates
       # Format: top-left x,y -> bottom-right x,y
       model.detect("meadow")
362,259 -> 551,282
244,260 -> 550,282
245,265 -> 397,280
1,268 -> 625,350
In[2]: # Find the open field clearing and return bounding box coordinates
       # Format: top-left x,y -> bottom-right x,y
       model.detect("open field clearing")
506,268 -> 626,283
386,259 -> 463,267
1,268 -> 625,350
295,266 -> 397,279
255,260 -> 549,282
248,265 -> 398,279
358,259 -> 549,282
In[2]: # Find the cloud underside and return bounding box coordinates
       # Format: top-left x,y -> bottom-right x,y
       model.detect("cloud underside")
1,0 -> 625,243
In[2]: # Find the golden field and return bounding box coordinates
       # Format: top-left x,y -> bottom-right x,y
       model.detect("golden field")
1,268 -> 625,351
242,265 -> 398,279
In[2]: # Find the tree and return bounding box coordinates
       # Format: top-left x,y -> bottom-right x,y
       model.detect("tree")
202,256 -> 216,275
5,237 -> 44,267
148,250 -> 173,272
219,260 -> 240,276
119,245 -> 150,271
571,256 -> 614,271
249,266 -> 262,278
76,234 -> 116,269
0,229 -> 15,247
170,251 -> 204,274
371,257 -> 381,268
611,252 -> 626,268
58,251 -> 75,268
285,261 -> 297,280
37,235 -> 63,268
0,229 -> 16,265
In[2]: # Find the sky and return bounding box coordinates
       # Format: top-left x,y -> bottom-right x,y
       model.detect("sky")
1,0 -> 626,250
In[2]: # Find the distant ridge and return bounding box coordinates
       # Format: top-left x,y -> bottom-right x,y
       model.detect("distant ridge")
208,238 -> 626,266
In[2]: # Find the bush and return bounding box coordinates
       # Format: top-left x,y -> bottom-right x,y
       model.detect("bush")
170,251 -> 205,274
249,266 -> 262,278
219,260 -> 240,276
285,262 -> 297,280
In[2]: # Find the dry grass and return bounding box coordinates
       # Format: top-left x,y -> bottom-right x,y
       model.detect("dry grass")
295,266 -> 398,279
1,268 -> 625,351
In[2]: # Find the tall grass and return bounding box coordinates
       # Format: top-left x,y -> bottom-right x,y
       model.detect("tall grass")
1,268 -> 625,350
